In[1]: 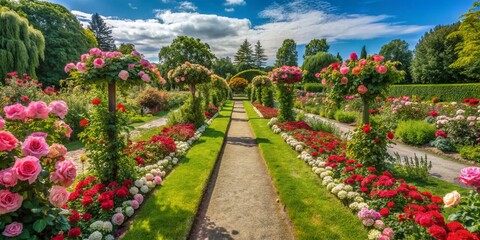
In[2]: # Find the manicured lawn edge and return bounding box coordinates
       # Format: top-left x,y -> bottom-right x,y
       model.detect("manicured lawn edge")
122,101 -> 233,240
243,101 -> 369,240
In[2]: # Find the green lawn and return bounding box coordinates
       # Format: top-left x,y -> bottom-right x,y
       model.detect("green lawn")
130,109 -> 173,128
122,101 -> 233,240
133,126 -> 165,142
243,101 -> 368,240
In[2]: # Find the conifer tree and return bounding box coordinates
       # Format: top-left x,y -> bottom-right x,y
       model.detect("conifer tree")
89,13 -> 116,51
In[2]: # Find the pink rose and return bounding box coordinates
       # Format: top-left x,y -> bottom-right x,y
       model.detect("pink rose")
128,63 -> 135,69
22,135 -> 49,158
2,222 -> 22,237
340,77 -> 348,85
340,66 -> 349,75
314,73 -> 320,78
131,200 -> 140,209
31,132 -> 48,139
64,63 -> 76,73
382,228 -> 394,238
0,190 -> 23,214
49,100 -> 68,119
140,59 -> 150,68
3,104 -> 27,120
50,160 -> 77,187
48,143 -> 68,159
105,52 -> 116,58
131,51 -> 140,56
141,74 -> 151,82
48,186 -> 69,207
359,59 -> 367,67
0,116 -> 4,129
0,168 -> 17,187
76,62 -> 86,72
93,58 -> 105,68
154,176 -> 162,185
458,167 -> 480,188
134,194 -> 143,204
373,54 -> 384,62
118,70 -> 129,81
376,65 -> 387,74
81,54 -> 90,62
321,79 -> 326,85
55,121 -> 72,138
13,156 -> 41,184
350,52 -> 358,61
27,101 -> 50,119
358,85 -> 368,95
111,212 -> 125,225
0,131 -> 18,151
89,48 -> 102,55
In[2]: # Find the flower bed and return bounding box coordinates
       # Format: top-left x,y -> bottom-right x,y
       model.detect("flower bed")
252,102 -> 278,119
267,117 -> 479,240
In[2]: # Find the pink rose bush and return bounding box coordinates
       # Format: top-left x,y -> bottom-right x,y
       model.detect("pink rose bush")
0,102 -> 76,238
167,61 -> 211,90
268,65 -> 303,85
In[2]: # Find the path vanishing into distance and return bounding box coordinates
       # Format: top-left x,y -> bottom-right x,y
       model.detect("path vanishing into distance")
304,113 -> 470,185
190,101 -> 294,240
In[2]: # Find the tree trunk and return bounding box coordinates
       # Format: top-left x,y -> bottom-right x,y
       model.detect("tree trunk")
190,84 -> 196,99
107,82 -> 118,181
362,96 -> 370,124
108,82 -> 116,112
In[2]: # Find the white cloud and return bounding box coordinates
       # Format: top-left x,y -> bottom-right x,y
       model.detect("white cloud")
177,1 -> 197,12
128,3 -> 138,10
224,0 -> 245,6
71,0 -> 428,64
161,0 -> 170,3
224,8 -> 235,12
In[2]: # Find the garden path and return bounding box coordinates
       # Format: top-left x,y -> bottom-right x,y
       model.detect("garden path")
190,101 -> 293,240
65,116 -> 170,173
304,113 -> 469,185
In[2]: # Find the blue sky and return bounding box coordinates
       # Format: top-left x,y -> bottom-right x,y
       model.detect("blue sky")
44,0 -> 476,65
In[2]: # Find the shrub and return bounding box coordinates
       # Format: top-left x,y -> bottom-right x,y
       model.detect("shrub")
161,124 -> 196,141
430,136 -> 456,152
126,135 -> 176,165
137,88 -> 169,113
459,146 -> 480,162
179,96 -> 205,128
261,86 -> 275,107
389,84 -> 480,102
390,152 -> 432,180
303,83 -> 326,92
334,110 -> 357,123
230,69 -> 267,82
229,77 -> 249,93
305,117 -> 339,135
395,120 -> 436,145
301,52 -> 338,83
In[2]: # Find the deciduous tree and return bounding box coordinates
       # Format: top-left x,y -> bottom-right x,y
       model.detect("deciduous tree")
275,39 -> 298,67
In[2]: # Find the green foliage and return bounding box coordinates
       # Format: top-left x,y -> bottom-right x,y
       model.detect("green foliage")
459,146 -> 480,162
390,152 -> 432,181
137,87 -> 169,111
379,39 -> 413,83
334,110 -> 357,123
360,46 -> 367,59
0,7 -> 45,80
234,39 -> 254,67
253,40 -> 268,68
229,77 -> 249,93
84,28 -> 98,48
158,36 -> 215,72
178,95 -> 205,128
448,1 -> 480,79
388,83 -> 480,102
303,83 -> 326,92
167,61 -> 211,97
395,120 -> 436,145
277,84 -> 295,121
230,69 -> 267,82
261,86 -> 274,107
306,117 -> 339,135
275,39 -> 298,67
448,190 -> 480,233
431,136 -> 456,152
303,38 -> 329,59
336,52 -> 343,62
411,23 -> 469,83
89,13 -> 116,51
117,43 -> 135,54
210,74 -> 230,101
212,56 -> 237,79
252,75 -> 271,103
302,52 -> 337,83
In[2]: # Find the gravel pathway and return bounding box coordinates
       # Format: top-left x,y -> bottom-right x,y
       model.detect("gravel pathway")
190,101 -> 294,240
304,113 -> 469,185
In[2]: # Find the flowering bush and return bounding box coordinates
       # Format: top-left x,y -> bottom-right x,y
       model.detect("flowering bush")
268,65 -> 303,85
0,72 -> 47,111
126,135 -> 177,166
167,61 -> 211,92
228,77 -> 249,94
0,101 -> 76,238
161,124 -> 196,141
268,66 -> 303,122
252,102 -> 278,119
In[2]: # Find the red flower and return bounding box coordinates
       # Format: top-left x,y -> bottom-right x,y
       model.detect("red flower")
79,118 -> 89,127
416,213 -> 434,227
350,52 -> 358,61
429,111 -> 439,117
435,130 -> 448,138
82,213 -> 92,221
101,200 -> 114,210
68,227 -> 82,238
374,138 -> 380,143
21,95 -> 30,102
447,222 -> 465,232
387,201 -> 395,208
367,167 -> 376,172
428,225 -> 447,240
363,124 -> 371,133
81,196 -> 93,206
409,191 -> 424,202
431,196 -> 443,204
123,179 -> 133,187
91,97 -> 101,105
68,191 -> 81,201
360,187 -> 369,193
387,132 -> 394,140
311,152 -> 319,157
108,181 -> 119,188
115,186 -> 129,198
117,103 -> 126,112
51,234 -> 65,240
447,229 -> 478,240
380,208 -> 389,216
68,210 -> 80,223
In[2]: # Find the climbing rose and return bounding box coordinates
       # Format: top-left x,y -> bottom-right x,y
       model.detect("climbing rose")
50,160 -> 77,187
2,222 -> 22,237
358,85 -> 368,95
13,156 -> 42,184
49,100 -> 68,119
117,104 -> 126,112
47,143 -> 67,159
0,131 -> 19,152
76,62 -> 86,72
89,48 -> 102,55
340,66 -> 349,75
0,168 -> 17,187
363,124 -> 371,133
48,186 -> 70,207
373,55 -> 384,62
93,58 -> 105,68
118,70 -> 129,81
64,63 -> 76,73
0,190 -> 23,214
376,65 -> 388,74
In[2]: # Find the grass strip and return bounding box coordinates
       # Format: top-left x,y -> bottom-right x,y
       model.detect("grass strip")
244,101 -> 368,240
122,101 -> 233,240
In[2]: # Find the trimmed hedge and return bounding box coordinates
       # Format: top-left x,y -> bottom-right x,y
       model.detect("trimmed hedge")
230,69 -> 267,83
388,84 -> 480,102
304,83 -> 326,92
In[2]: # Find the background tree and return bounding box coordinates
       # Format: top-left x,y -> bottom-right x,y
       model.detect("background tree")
275,39 -> 298,67
158,36 -> 216,70
360,45 -> 367,59
336,52 -> 343,62
253,40 -> 268,69
303,38 -> 329,59
234,39 -> 254,68
212,56 -> 237,79
379,39 -> 413,83
5,0 -> 96,86
84,28 -> 98,47
117,43 -> 135,55
89,13 -> 116,51
0,7 -> 44,80
448,1 -> 480,79
302,52 -> 337,83
411,23 -> 466,84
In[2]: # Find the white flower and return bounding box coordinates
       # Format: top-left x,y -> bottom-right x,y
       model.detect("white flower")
126,206 -> 134,217
111,212 -> 125,226
337,190 -> 347,199
354,196 -> 364,203
104,235 -> 115,240
88,231 -> 103,240
368,229 -> 382,240
146,181 -> 155,188
134,180 -> 143,188
129,187 -> 139,195
102,221 -> 113,232
140,185 -> 149,193
89,221 -> 103,231
326,182 -> 336,191
115,207 -> 123,213
347,191 -> 359,199
456,109 -> 465,115
349,202 -> 359,210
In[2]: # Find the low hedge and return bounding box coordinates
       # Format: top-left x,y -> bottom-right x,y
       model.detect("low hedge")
388,84 -> 480,102
395,120 -> 436,145
230,69 -> 267,83
303,83 -> 326,92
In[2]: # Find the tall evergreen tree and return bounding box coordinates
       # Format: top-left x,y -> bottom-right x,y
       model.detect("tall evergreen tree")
275,39 -> 298,67
336,52 -> 343,62
253,40 -> 268,68
360,45 -> 367,59
89,13 -> 116,51
234,39 -> 254,67
303,38 -> 329,59
0,7 -> 45,80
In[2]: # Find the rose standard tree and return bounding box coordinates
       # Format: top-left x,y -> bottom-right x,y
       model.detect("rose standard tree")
268,66 -> 303,121
65,49 -> 164,182
319,53 -> 404,168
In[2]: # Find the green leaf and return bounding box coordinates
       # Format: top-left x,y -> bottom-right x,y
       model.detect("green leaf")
23,200 -> 33,209
32,219 -> 47,233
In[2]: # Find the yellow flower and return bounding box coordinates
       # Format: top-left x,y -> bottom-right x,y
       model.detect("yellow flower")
443,190 -> 461,208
